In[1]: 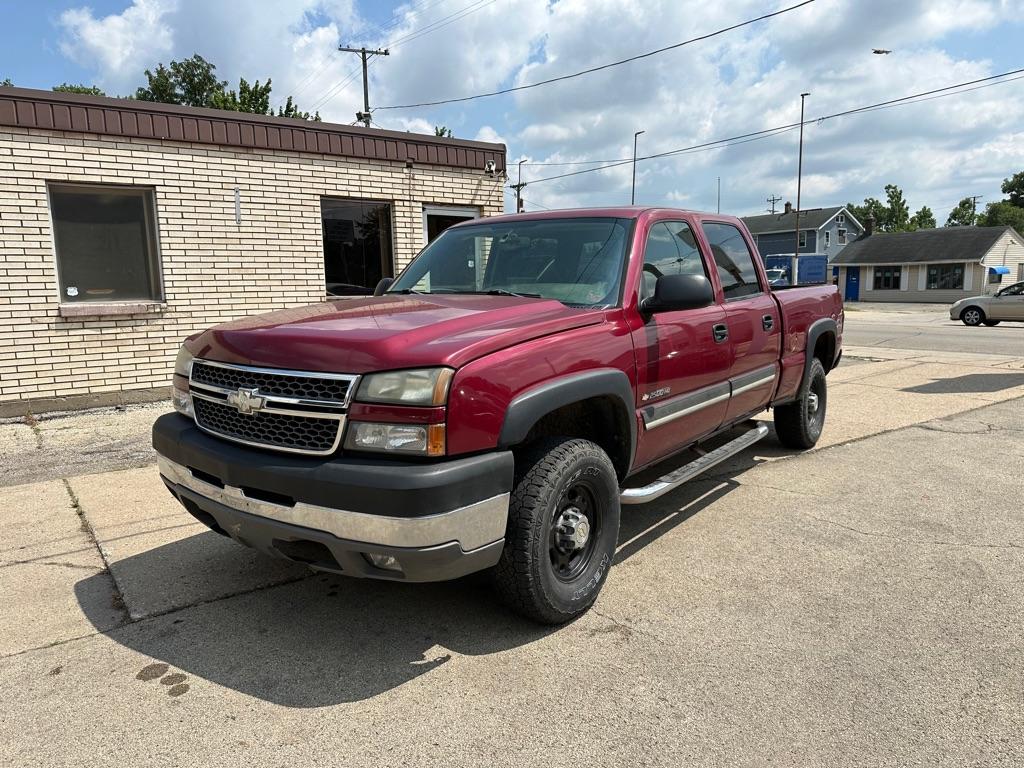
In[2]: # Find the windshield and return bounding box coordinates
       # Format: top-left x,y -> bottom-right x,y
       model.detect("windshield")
389,217 -> 632,307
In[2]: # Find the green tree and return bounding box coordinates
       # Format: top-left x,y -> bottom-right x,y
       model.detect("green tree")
977,201 -> 1024,230
883,184 -> 911,231
277,95 -> 320,121
1,77 -> 13,87
1000,171 -> 1024,208
53,83 -> 106,96
909,205 -> 936,230
847,197 -> 887,229
135,54 -> 317,120
434,125 -> 453,138
945,197 -> 977,227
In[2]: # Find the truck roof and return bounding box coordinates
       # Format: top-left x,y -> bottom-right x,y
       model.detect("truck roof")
448,206 -> 742,228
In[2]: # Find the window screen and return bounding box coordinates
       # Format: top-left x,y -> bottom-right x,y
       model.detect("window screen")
49,184 -> 161,303
702,222 -> 761,299
873,266 -> 901,290
926,263 -> 964,290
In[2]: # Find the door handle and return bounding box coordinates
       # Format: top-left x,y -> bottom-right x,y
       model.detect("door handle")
713,323 -> 729,343
762,314 -> 774,331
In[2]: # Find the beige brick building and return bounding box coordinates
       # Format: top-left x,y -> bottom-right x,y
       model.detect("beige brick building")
0,87 -> 506,416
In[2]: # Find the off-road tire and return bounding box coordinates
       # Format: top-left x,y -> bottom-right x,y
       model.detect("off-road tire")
961,306 -> 985,326
492,437 -> 620,624
774,357 -> 827,450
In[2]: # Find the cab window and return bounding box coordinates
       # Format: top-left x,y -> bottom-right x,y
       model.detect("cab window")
641,221 -> 706,301
701,221 -> 762,300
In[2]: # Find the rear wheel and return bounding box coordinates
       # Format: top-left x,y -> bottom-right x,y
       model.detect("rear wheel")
983,319 -> 1001,327
961,307 -> 984,326
773,358 -> 827,450
492,437 -> 620,624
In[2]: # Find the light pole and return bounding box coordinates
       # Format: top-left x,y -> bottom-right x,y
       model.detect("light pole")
794,92 -> 810,255
717,176 -> 721,214
631,130 -> 645,205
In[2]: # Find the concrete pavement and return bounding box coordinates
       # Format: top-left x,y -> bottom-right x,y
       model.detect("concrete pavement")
2,329 -> 1024,765
842,303 -> 1024,356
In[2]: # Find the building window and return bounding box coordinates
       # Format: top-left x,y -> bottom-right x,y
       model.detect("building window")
824,231 -> 831,248
926,263 -> 965,290
424,205 -> 478,244
836,213 -> 845,224
838,228 -> 847,244
48,183 -> 161,303
798,231 -> 807,248
321,198 -> 393,296
873,266 -> 901,290
701,221 -> 761,299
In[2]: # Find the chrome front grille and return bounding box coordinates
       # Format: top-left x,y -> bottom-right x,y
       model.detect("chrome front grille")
188,360 -> 358,456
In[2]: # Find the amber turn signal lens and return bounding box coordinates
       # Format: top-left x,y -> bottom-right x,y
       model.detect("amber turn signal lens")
426,423 -> 446,457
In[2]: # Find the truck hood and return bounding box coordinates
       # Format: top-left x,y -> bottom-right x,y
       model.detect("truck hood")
186,294 -> 606,373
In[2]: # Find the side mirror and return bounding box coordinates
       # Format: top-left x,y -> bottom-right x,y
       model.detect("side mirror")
641,274 -> 714,313
373,277 -> 394,296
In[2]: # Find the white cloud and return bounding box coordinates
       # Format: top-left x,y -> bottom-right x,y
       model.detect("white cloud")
52,0 -> 1024,220
59,0 -> 176,87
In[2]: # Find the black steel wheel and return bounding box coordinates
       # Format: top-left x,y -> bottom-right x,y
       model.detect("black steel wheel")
774,357 -> 828,450
492,437 -> 620,624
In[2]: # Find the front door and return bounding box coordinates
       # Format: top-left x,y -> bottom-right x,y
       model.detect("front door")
844,266 -> 860,301
630,220 -> 732,468
993,281 -> 1024,319
700,220 -> 782,422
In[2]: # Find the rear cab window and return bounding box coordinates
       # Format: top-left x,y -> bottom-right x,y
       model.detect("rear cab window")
700,221 -> 762,300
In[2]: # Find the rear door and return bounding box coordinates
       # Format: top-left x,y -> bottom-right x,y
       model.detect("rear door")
629,219 -> 732,468
699,220 -> 781,423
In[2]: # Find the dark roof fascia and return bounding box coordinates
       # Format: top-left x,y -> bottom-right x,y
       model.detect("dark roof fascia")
0,86 -> 506,172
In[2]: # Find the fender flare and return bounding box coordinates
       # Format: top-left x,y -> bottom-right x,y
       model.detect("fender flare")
804,318 -> 838,383
498,369 -> 637,470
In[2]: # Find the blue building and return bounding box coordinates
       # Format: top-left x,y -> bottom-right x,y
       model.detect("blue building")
742,203 -> 864,260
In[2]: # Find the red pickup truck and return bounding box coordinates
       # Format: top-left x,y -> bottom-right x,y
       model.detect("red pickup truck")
153,207 -> 842,623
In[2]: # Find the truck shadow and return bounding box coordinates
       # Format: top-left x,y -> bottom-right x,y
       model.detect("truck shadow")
72,426 -> 782,708
73,544 -> 554,708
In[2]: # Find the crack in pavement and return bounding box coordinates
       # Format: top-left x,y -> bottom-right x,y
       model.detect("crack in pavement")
61,478 -> 131,626
0,558 -> 104,571
796,511 -> 1022,551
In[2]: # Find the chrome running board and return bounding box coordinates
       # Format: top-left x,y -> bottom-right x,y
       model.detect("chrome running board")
619,423 -> 769,505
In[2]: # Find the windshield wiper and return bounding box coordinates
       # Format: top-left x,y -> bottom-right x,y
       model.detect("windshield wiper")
480,289 -> 544,298
388,288 -> 427,294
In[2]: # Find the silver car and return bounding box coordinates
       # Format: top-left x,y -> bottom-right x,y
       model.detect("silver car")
950,281 -> 1024,326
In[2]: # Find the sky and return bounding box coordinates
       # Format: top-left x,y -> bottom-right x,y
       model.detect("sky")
2,0 -> 1023,219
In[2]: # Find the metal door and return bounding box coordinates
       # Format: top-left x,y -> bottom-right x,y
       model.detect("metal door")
844,266 -> 860,301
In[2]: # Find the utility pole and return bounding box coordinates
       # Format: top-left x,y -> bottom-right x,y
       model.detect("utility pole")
969,195 -> 983,220
794,92 -> 810,255
339,46 -> 389,127
510,159 -> 527,213
717,177 -> 721,214
766,194 -> 782,214
631,130 -> 645,205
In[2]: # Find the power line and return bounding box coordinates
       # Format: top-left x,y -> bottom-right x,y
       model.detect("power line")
503,187 -> 552,211
375,0 -> 816,110
521,67 -> 1024,187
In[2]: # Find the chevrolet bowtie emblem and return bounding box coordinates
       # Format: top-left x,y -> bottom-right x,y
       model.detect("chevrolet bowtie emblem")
227,387 -> 265,415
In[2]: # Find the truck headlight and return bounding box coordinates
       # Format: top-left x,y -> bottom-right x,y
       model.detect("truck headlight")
172,345 -> 195,417
174,345 -> 195,378
356,368 -> 453,406
345,422 -> 446,456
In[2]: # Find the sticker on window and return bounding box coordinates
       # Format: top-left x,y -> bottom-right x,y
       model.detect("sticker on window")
66,286 -> 79,297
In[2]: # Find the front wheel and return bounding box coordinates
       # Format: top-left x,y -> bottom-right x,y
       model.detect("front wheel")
492,438 -> 620,624
983,319 -> 1001,327
961,307 -> 984,326
773,357 -> 827,449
